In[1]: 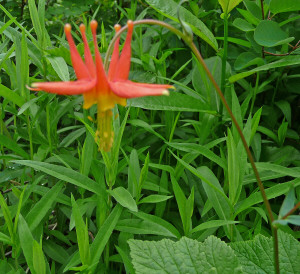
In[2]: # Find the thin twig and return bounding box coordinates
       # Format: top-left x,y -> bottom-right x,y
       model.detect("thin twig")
282,202 -> 300,220
105,19 -> 280,273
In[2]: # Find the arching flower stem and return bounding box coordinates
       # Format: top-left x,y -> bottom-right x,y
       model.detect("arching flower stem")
108,19 -> 280,274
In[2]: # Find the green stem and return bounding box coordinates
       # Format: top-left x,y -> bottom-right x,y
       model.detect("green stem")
221,13 -> 229,93
105,19 -> 280,273
26,115 -> 33,160
0,107 -> 5,170
260,0 -> 265,58
250,72 -> 259,115
46,104 -> 52,154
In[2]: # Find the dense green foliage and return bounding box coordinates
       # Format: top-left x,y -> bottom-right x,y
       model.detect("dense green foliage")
0,0 -> 299,273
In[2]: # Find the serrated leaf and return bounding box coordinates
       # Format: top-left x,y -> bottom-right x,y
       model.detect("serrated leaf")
129,236 -> 242,273
231,231 -> 300,273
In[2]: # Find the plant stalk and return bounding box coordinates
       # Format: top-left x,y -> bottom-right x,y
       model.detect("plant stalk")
105,19 -> 280,273
221,13 -> 229,93
282,202 -> 300,219
260,0 -> 265,58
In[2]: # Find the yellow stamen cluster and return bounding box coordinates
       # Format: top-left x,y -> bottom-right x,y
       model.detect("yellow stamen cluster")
95,109 -> 114,152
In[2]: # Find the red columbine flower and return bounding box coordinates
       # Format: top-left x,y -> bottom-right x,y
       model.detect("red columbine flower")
29,20 -> 173,151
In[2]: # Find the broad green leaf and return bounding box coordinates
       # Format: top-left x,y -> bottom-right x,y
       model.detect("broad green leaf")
0,193 -> 14,239
0,84 -> 25,107
237,7 -> 260,25
139,194 -> 173,204
17,97 -> 39,116
64,205 -> 123,272
32,240 -> 46,274
128,120 -> 165,141
89,205 -> 123,271
192,56 -> 230,112
129,236 -> 242,273
167,142 -> 226,170
192,220 -> 239,234
0,232 -> 11,245
254,20 -> 294,47
12,160 -> 104,195
234,52 -> 264,71
235,177 -> 300,215
216,36 -> 252,47
219,0 -> 243,14
18,215 -> 35,273
0,21 -> 43,71
170,151 -> 232,207
231,231 -> 300,273
108,187 -> 138,212
128,149 -> 140,198
255,162 -> 300,178
115,246 -> 135,274
132,211 -> 181,239
47,56 -> 70,81
59,127 -> 86,147
285,215 -> 300,226
138,152 -> 149,198
25,181 -> 64,231
279,187 -> 295,218
270,0 -> 300,14
170,174 -> 191,235
229,55 -> 300,82
80,131 -> 95,176
43,240 -> 70,265
275,100 -> 292,126
0,135 -> 30,159
71,195 -> 90,266
227,129 -> 240,205
129,92 -> 215,113
198,166 -> 232,220
233,18 -> 254,32
116,219 -> 178,237
145,0 -> 218,50
28,0 -> 43,43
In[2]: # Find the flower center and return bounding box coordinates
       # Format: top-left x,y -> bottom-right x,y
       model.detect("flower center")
96,108 -> 114,152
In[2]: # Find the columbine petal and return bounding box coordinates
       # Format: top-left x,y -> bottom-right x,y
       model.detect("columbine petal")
90,20 -> 110,93
114,20 -> 134,81
108,24 -> 121,81
79,24 -> 98,109
64,24 -> 91,80
109,80 -> 171,98
80,24 -> 96,78
31,79 -> 96,95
